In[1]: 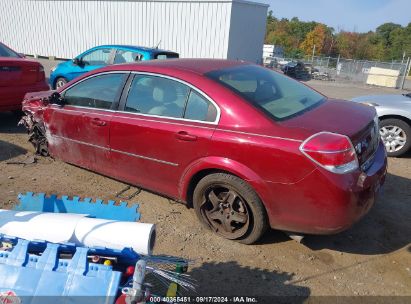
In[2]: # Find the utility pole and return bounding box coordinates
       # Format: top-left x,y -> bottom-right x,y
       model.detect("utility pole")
336,54 -> 341,75
400,57 -> 410,90
402,51 -> 406,64
312,45 -> 316,63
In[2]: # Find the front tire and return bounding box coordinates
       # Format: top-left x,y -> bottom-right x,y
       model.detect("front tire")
380,118 -> 411,157
55,77 -> 68,89
193,173 -> 268,244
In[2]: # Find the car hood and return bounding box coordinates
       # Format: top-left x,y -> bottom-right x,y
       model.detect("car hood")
351,94 -> 411,106
55,60 -> 70,70
280,98 -> 376,138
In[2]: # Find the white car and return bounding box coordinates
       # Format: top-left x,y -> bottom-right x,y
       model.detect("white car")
351,93 -> 411,157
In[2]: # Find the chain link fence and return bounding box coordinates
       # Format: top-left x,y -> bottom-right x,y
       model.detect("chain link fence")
301,55 -> 411,90
266,55 -> 411,90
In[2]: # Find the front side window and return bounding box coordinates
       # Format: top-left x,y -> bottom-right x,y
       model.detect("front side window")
206,65 -> 325,120
81,49 -> 112,66
63,73 -> 125,109
125,75 -> 189,118
114,50 -> 143,64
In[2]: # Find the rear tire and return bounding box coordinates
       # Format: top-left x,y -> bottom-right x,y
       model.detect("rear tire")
193,173 -> 268,244
55,77 -> 68,89
380,118 -> 411,157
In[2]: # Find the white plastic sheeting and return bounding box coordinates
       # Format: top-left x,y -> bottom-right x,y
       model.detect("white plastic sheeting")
0,209 -> 156,255
0,0 -> 268,62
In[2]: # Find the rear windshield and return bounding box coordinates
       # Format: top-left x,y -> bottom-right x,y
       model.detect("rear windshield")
154,53 -> 179,60
0,44 -> 20,58
206,65 -> 325,120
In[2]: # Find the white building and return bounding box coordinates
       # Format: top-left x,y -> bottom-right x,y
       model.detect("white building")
0,0 -> 268,63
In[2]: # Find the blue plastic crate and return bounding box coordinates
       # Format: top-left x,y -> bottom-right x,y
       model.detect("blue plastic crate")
15,192 -> 140,222
0,235 -> 128,304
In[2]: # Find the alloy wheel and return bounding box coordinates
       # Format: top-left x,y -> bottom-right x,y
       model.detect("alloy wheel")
200,185 -> 250,239
380,125 -> 407,153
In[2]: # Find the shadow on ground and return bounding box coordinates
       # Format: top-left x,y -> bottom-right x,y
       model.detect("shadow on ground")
188,261 -> 310,303
0,140 -> 27,162
304,173 -> 411,255
258,228 -> 291,245
0,112 -> 26,134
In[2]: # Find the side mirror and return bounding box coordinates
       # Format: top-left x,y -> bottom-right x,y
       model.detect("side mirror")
18,53 -> 26,58
49,92 -> 64,106
72,58 -> 81,65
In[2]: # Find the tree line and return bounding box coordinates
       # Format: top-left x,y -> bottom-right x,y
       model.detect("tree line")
265,11 -> 411,62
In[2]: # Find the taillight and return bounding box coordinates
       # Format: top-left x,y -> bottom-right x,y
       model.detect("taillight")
300,132 -> 359,174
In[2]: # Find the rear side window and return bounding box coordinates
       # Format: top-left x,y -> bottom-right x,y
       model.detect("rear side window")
125,75 -> 189,118
81,49 -> 112,65
206,65 -> 325,120
0,44 -> 20,58
63,73 -> 125,109
184,91 -> 217,122
114,50 -> 143,64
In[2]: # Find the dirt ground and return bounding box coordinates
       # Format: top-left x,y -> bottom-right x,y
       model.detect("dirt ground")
0,65 -> 410,301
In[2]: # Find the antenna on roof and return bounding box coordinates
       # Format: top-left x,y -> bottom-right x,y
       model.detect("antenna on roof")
155,40 -> 161,49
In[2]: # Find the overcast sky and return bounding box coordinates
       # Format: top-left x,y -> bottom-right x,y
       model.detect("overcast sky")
265,0 -> 410,32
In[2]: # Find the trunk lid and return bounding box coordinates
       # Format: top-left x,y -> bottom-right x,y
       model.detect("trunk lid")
0,58 -> 43,87
281,99 -> 379,170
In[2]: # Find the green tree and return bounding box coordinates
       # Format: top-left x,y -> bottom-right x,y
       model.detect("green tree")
300,24 -> 328,55
264,13 -> 411,61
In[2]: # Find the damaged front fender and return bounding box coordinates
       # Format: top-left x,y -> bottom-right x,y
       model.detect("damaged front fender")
19,113 -> 49,156
18,91 -> 54,156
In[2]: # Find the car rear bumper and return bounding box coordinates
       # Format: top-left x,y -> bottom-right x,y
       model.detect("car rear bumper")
264,141 -> 387,234
0,81 -> 49,112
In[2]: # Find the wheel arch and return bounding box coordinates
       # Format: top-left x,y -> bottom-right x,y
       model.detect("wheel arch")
379,114 -> 411,126
179,157 -> 270,209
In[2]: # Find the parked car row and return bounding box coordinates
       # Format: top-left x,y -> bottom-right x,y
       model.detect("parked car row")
0,42 -> 180,112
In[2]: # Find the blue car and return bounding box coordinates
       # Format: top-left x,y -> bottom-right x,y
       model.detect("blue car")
49,45 -> 179,89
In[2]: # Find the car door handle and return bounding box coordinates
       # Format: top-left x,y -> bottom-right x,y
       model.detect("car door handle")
176,131 -> 197,141
91,118 -> 107,126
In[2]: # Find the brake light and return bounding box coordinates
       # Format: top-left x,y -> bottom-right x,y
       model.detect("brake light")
300,132 -> 359,174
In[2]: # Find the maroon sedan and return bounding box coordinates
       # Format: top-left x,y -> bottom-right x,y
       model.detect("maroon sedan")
0,42 -> 49,112
20,59 -> 387,244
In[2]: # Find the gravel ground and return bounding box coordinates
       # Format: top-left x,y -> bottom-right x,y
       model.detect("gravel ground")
0,60 -> 410,302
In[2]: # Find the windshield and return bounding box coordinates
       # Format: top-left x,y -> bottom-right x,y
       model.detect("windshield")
206,65 -> 325,120
0,43 -> 20,58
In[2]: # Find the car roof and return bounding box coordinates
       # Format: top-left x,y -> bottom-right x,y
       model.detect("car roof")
106,58 -> 250,75
94,44 -> 178,54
